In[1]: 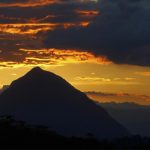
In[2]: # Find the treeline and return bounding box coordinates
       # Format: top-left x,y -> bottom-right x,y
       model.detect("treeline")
0,116 -> 150,148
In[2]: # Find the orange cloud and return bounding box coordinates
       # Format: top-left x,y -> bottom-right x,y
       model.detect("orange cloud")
0,48 -> 111,68
0,14 -> 56,23
76,10 -> 99,17
0,22 -> 90,35
135,72 -> 150,77
73,76 -> 138,86
86,92 -> 150,105
0,23 -> 54,35
0,0 -> 97,7
75,76 -> 111,82
0,0 -> 63,7
20,48 -> 111,64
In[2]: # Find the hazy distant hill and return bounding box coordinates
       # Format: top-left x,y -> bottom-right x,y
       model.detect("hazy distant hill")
0,67 -> 129,139
100,102 -> 150,136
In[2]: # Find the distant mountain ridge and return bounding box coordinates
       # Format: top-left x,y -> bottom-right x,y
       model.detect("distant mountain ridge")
0,67 -> 129,139
100,102 -> 143,109
100,102 -> 150,136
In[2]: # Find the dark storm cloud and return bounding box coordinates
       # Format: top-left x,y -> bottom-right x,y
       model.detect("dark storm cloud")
45,0 -> 150,66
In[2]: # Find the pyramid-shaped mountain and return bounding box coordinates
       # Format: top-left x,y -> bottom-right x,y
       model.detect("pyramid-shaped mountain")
0,67 -> 129,139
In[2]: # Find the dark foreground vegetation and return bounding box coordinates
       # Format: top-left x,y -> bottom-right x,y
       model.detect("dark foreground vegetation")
0,116 -> 150,149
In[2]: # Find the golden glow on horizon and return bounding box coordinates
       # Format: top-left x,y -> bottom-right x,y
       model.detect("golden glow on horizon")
0,63 -> 150,105
86,92 -> 150,105
135,72 -> 150,76
0,63 -> 149,105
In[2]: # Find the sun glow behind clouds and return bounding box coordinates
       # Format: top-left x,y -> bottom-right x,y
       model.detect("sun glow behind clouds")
0,48 -> 111,68
20,48 -> 111,66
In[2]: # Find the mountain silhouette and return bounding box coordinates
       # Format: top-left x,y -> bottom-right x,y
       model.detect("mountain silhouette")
0,67 -> 129,139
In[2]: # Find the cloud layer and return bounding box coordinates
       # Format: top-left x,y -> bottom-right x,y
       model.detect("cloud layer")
45,0 -> 150,66
0,0 -> 99,66
0,0 -> 150,67
86,91 -> 150,105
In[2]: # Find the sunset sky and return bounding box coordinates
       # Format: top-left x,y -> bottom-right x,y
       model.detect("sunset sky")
0,0 -> 150,104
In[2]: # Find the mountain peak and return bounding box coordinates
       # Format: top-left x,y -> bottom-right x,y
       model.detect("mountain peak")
32,66 -> 43,71
28,67 -> 45,74
10,67 -> 72,92
25,67 -> 56,78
